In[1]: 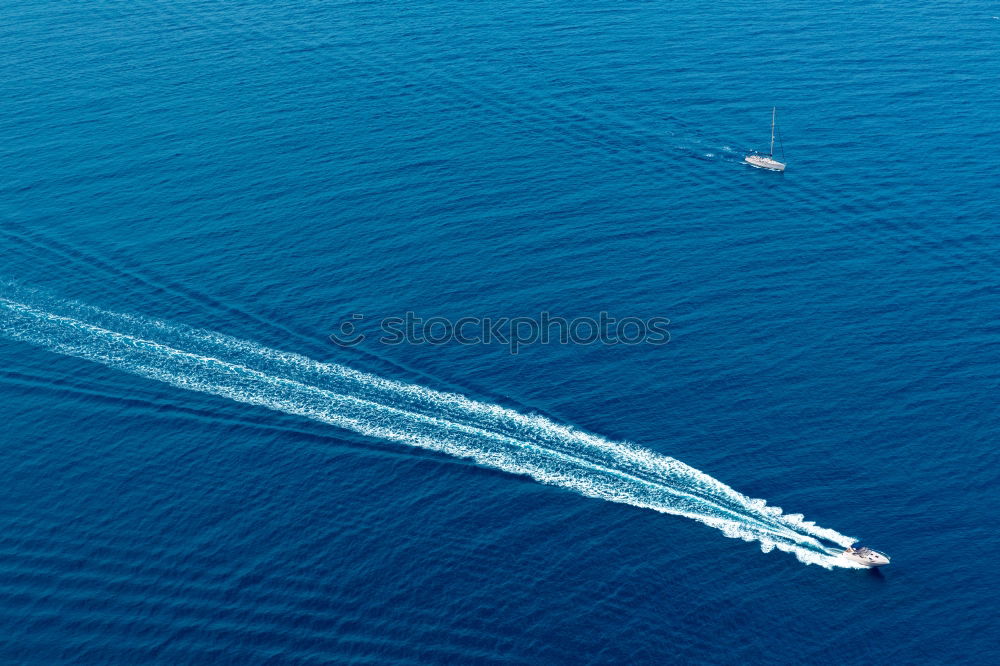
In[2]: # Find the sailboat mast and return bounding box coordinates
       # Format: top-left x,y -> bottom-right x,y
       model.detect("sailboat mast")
769,107 -> 776,157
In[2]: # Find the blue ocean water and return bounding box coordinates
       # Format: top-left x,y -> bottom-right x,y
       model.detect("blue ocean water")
2,0 -> 998,662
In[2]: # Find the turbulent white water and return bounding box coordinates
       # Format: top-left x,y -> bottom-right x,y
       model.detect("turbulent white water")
0,292 -> 862,568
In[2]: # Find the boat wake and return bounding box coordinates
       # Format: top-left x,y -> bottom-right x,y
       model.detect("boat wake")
0,290 -> 863,568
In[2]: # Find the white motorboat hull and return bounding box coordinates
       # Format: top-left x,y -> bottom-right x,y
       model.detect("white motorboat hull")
744,154 -> 786,171
841,548 -> 890,567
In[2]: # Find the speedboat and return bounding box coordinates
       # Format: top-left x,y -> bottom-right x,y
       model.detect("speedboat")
842,544 -> 890,567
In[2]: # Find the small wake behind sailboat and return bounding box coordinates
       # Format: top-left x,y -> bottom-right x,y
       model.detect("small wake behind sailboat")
745,107 -> 786,171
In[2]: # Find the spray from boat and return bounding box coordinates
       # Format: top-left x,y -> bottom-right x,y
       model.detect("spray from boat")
0,289 -> 868,569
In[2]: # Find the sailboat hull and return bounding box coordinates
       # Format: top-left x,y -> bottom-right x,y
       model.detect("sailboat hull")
744,155 -> 786,171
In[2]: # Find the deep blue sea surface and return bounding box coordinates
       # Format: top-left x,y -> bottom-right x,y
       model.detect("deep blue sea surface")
2,1 -> 999,662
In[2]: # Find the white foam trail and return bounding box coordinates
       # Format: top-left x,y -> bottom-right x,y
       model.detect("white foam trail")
0,293 -> 861,568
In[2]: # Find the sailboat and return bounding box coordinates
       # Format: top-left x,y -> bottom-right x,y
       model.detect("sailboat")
745,107 -> 786,171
